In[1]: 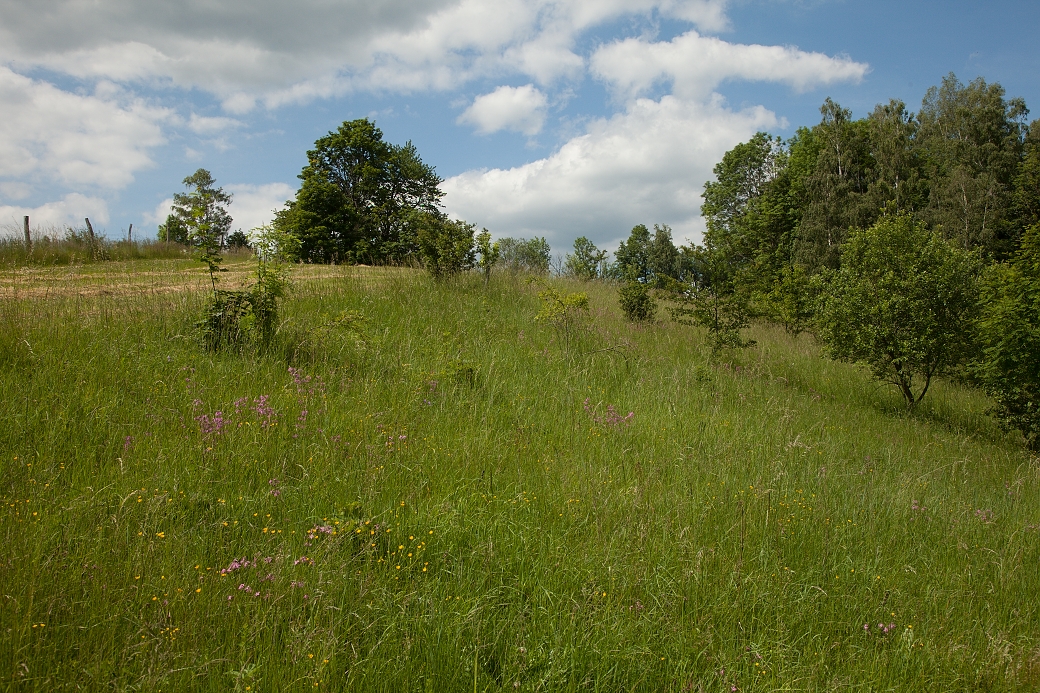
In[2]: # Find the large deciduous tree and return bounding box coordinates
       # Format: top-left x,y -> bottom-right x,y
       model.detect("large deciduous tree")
274,119 -> 443,264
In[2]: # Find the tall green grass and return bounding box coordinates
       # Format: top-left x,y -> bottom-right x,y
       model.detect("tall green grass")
0,224 -> 251,267
1,264 -> 1038,691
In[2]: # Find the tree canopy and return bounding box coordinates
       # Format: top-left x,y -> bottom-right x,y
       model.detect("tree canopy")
274,119 -> 443,264
159,169 -> 233,247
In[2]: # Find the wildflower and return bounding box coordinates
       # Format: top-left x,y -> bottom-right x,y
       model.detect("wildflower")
196,411 -> 228,435
253,396 -> 276,425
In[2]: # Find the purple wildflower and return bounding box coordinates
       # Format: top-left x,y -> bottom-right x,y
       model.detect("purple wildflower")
253,395 -> 275,426
196,411 -> 227,435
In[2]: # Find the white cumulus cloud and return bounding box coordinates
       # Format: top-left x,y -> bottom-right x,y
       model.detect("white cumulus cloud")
226,183 -> 297,233
443,95 -> 779,249
458,85 -> 548,135
440,25 -> 869,250
591,30 -> 870,100
0,193 -> 110,232
0,0 -> 733,108
0,66 -> 170,192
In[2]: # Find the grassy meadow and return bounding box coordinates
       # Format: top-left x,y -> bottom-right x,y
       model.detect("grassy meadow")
1,258 -> 1038,691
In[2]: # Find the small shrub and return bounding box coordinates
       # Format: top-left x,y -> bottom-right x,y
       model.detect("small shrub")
475,229 -> 500,286
417,214 -> 476,278
618,279 -> 656,321
199,224 -> 296,351
533,281 -> 589,347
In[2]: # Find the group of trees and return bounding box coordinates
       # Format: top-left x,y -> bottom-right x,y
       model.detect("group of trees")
664,73 -> 1040,447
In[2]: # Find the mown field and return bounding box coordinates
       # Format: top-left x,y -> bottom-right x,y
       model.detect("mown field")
1,258 -> 1038,692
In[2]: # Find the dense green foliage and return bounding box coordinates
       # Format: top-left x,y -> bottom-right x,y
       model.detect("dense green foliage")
693,72 -> 1039,413
617,278 -> 655,322
816,216 -> 982,408
416,215 -> 477,279
273,120 -> 443,264
563,236 -> 607,281
2,261 -> 1038,691
159,169 -> 234,248
974,224 -> 1040,448
498,237 -> 551,274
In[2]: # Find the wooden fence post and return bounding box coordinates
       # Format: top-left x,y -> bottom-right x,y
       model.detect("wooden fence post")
23,215 -> 31,252
84,218 -> 95,240
128,223 -> 133,242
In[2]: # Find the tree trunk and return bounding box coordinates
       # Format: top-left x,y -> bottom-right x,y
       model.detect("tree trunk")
23,215 -> 31,252
85,218 -> 95,240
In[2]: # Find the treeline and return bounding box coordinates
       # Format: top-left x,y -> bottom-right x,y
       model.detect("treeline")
603,73 -> 1039,449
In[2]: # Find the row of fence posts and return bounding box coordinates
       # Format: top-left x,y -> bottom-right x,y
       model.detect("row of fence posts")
20,215 -> 133,253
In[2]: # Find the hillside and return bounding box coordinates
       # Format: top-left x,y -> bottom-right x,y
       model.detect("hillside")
1,259 -> 1038,691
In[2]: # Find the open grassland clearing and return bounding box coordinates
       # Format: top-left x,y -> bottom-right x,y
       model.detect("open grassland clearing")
1,263 -> 1039,691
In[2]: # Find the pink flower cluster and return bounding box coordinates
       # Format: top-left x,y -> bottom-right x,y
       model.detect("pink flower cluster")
195,410 -> 227,435
864,622 -> 897,634
221,557 -> 253,575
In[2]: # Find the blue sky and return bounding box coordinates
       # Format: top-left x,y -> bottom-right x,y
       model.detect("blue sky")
1,0 -> 1037,252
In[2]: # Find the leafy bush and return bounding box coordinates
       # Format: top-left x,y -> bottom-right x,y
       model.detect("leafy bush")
199,225 -> 297,351
475,229 -> 500,286
618,279 -> 655,321
816,215 -> 981,409
564,236 -> 608,281
417,214 -> 476,279
533,280 -> 589,347
670,246 -> 753,353
498,237 -> 550,273
973,224 -> 1040,448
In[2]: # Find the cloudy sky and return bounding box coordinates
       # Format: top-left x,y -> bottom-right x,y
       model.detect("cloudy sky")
1,0 -> 1038,251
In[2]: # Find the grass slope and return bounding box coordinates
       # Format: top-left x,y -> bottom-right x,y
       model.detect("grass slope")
1,262 -> 1038,692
